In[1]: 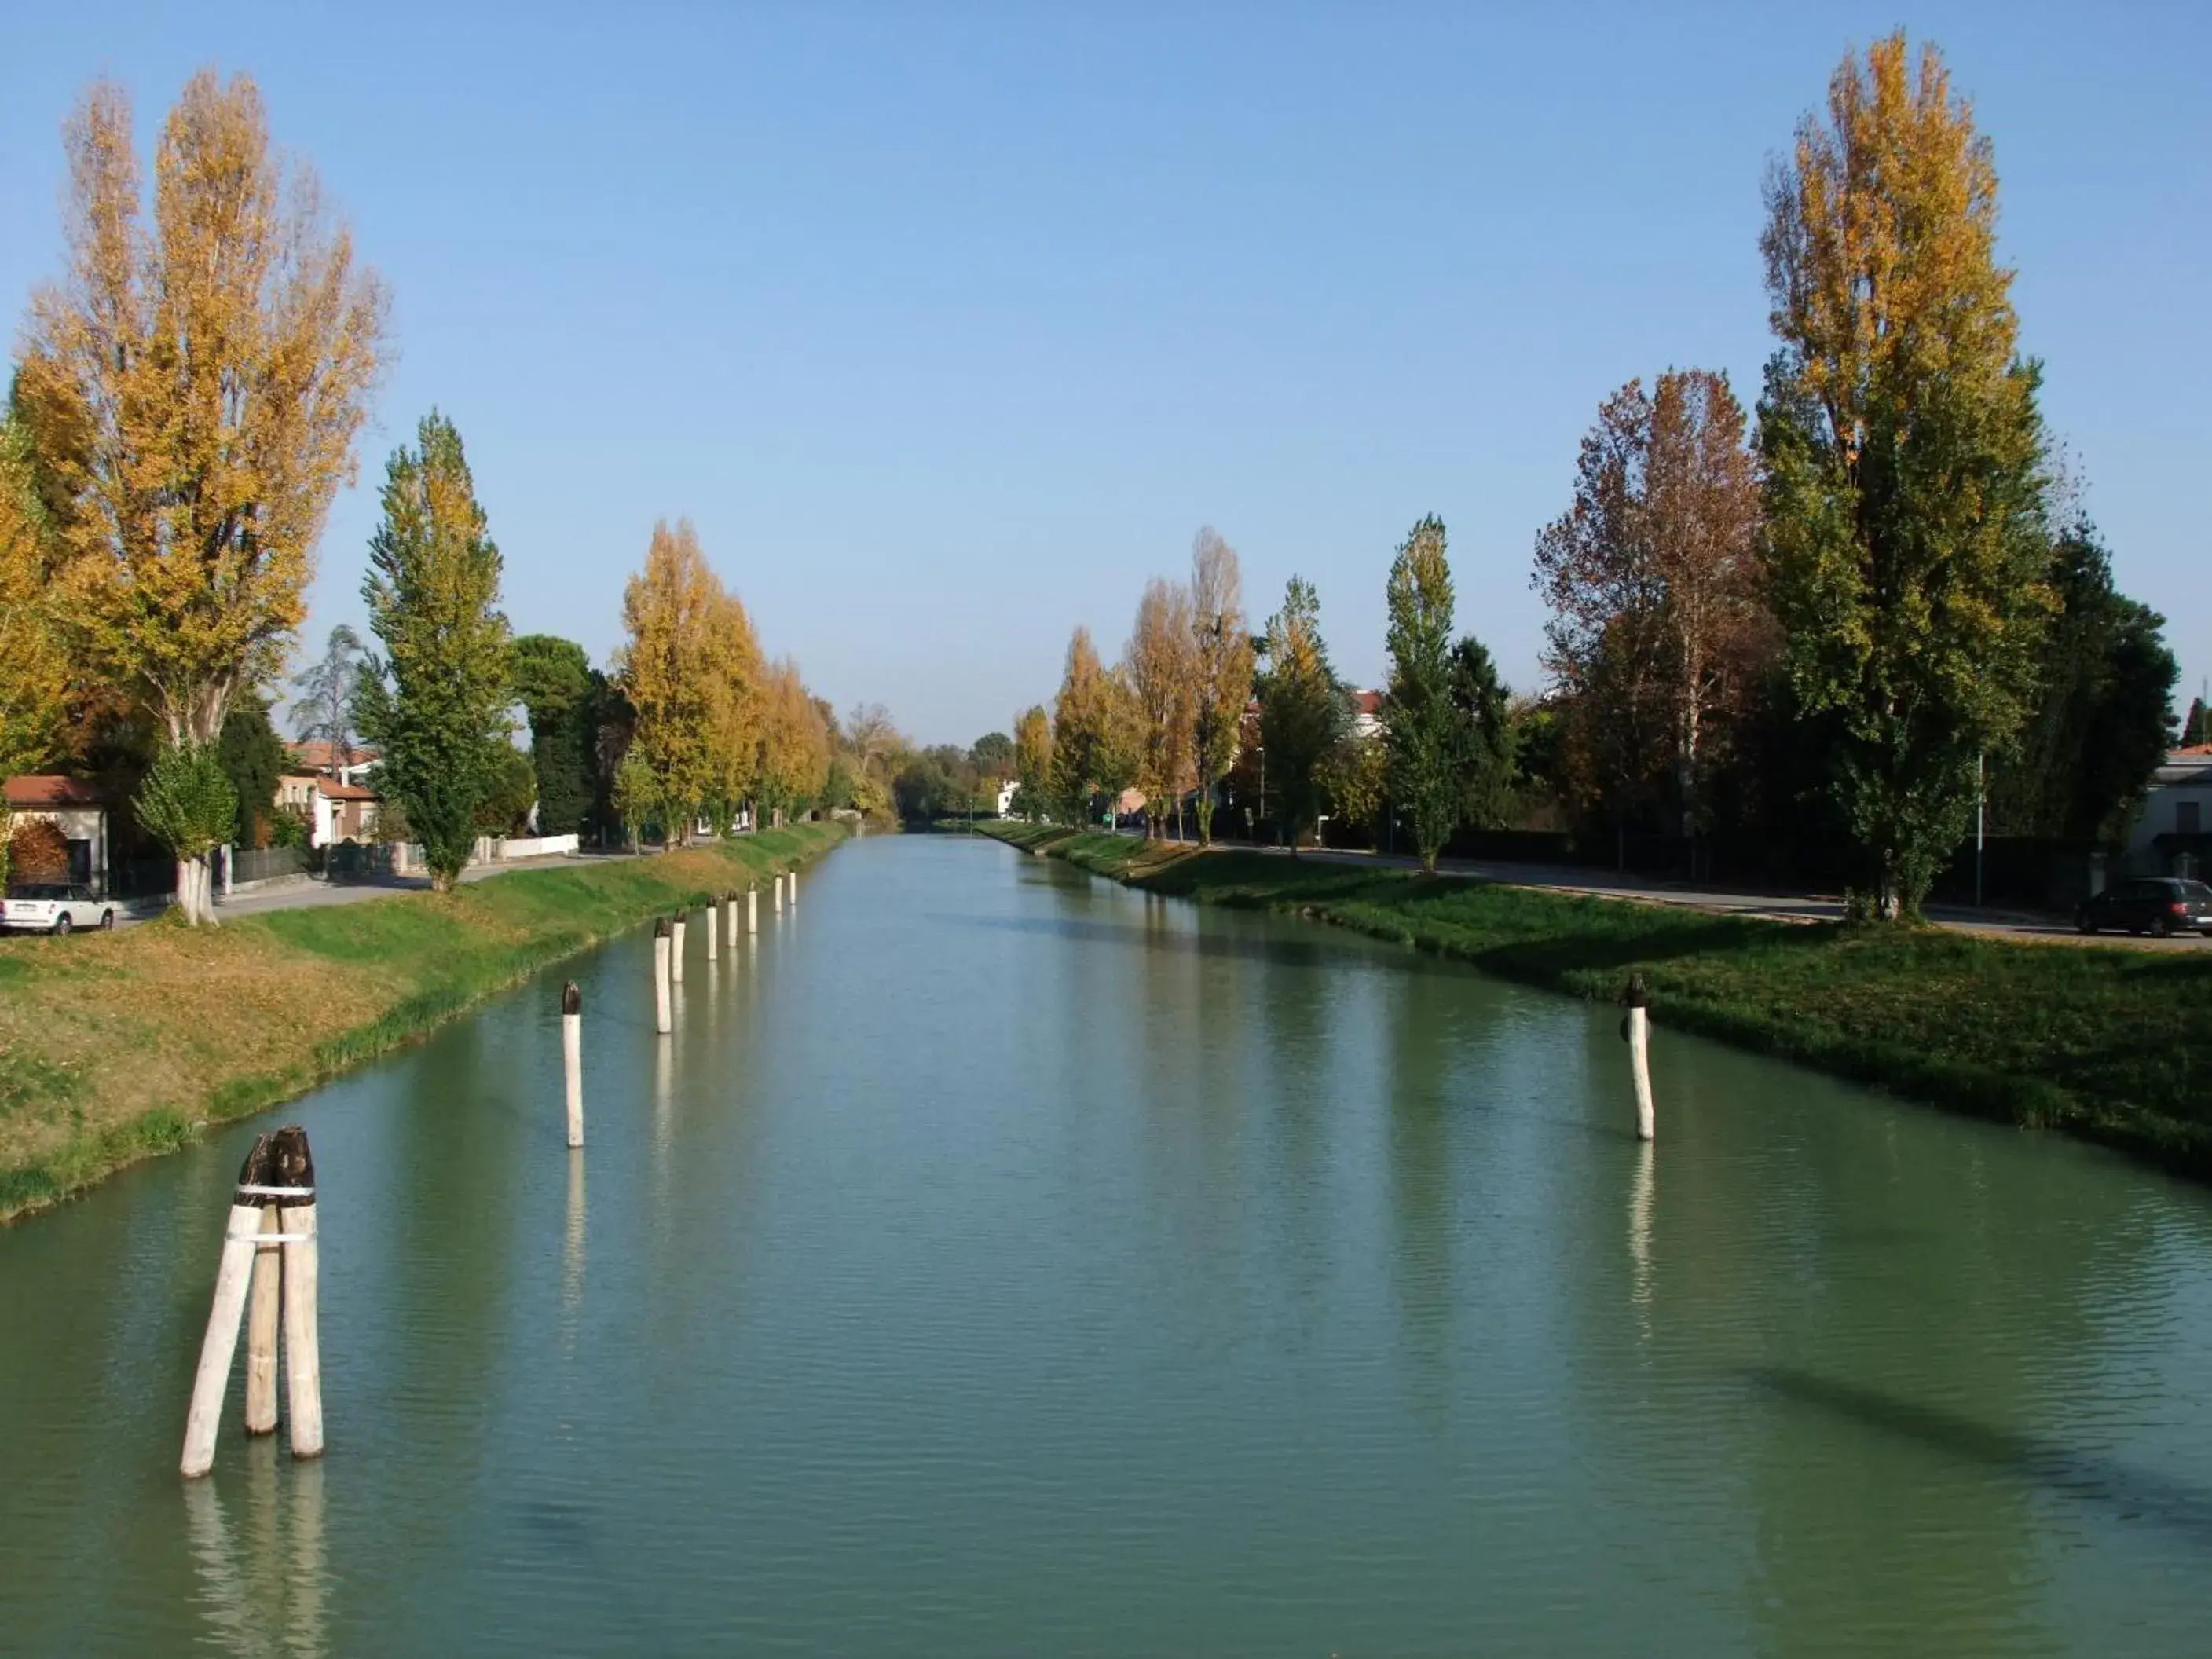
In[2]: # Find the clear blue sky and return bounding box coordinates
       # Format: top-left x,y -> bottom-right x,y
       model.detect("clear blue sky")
5,3 -> 2207,744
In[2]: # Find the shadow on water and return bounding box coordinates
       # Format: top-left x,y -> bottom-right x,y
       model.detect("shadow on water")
1747,1365 -> 2212,1542
931,910 -> 1479,978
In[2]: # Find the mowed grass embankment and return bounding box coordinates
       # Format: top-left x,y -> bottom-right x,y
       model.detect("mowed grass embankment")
0,823 -> 847,1220
983,822 -> 2212,1177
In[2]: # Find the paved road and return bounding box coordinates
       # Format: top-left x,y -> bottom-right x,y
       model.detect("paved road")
77,849 -> 641,929
1119,832 -> 2210,952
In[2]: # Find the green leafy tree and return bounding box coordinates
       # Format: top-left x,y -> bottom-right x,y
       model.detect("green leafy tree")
1382,515 -> 1463,870
511,633 -> 597,838
1320,723 -> 1386,843
1257,576 -> 1346,852
474,744 -> 539,837
2182,698 -> 2207,748
1759,34 -> 2055,918
217,699 -> 286,847
1988,522 -> 2177,844
135,741 -> 236,922
970,731 -> 1014,778
1449,636 -> 1517,832
353,412 -> 514,890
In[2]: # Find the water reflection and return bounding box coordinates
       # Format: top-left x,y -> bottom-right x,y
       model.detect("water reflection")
185,1440 -> 328,1657
562,1152 -> 586,1354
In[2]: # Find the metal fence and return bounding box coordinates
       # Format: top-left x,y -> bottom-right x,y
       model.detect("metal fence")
229,845 -> 310,887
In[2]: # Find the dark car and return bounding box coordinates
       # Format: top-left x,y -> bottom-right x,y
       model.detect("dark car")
2075,877 -> 2212,938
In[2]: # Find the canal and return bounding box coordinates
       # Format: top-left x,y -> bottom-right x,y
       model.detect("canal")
3,833 -> 2210,1654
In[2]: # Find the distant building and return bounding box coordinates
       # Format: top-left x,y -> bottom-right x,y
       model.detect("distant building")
276,772 -> 381,848
1350,688 -> 1385,742
285,742 -> 379,789
2,775 -> 110,892
2125,747 -> 2212,877
996,778 -> 1019,817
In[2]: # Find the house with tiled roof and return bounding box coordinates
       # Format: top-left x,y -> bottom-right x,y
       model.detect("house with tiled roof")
3,775 -> 112,892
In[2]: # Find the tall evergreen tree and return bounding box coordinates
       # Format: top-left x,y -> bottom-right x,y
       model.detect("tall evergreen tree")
1383,515 -> 1463,871
2183,698 -> 2207,748
1988,523 -> 2177,844
290,625 -> 365,773
511,634 -> 597,838
1759,34 -> 2055,918
354,412 -> 514,889
217,698 -> 286,846
1257,576 -> 1345,852
1449,636 -> 1517,833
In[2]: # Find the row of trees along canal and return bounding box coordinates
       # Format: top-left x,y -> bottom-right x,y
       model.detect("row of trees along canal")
1017,33 -> 2183,923
0,71 -> 914,922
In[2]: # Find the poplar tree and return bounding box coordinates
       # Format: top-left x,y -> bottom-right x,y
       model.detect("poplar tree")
1126,577 -> 1196,837
1759,34 -> 2054,918
616,520 -> 727,844
1013,705 -> 1053,821
1257,577 -> 1345,852
1383,515 -> 1462,870
355,412 -> 514,890
1187,527 -> 1254,846
1049,627 -> 1107,825
0,415 -> 69,784
16,71 -> 385,753
754,657 -> 830,822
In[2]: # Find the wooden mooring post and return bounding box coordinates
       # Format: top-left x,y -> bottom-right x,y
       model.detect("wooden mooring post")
1621,973 -> 1655,1142
562,981 -> 584,1148
654,917 -> 673,1035
182,1126 -> 323,1478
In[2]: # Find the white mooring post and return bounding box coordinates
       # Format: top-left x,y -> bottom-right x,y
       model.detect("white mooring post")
243,1203 -> 282,1436
788,870 -> 798,912
724,890 -> 738,950
748,884 -> 759,934
670,914 -> 687,983
182,1137 -> 274,1477
183,1126 -> 323,1476
562,981 -> 584,1148
654,917 -> 673,1035
1622,973 -> 1655,1142
773,873 -> 785,914
705,901 -> 718,961
274,1126 -> 324,1462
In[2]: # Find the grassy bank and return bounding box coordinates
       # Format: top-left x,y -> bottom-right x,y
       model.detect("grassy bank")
983,822 -> 2212,1178
0,824 -> 847,1221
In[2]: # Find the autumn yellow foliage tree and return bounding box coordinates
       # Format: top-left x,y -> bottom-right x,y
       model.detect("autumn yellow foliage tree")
617,520 -> 753,844
1125,577 -> 1196,837
1012,705 -> 1052,821
754,657 -> 830,822
15,71 -> 386,750
1759,33 -> 2054,917
0,416 -> 70,785
1187,527 -> 1253,845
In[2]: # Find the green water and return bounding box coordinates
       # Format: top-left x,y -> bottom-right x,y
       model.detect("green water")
3,833 -> 2210,1655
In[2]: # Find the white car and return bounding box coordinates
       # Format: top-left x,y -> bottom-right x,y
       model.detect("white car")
2,882 -> 118,935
